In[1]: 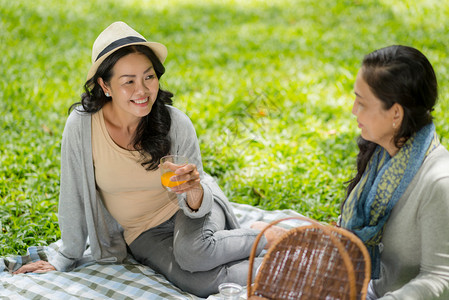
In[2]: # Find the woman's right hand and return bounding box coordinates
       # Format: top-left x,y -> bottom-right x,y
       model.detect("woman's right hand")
13,260 -> 56,274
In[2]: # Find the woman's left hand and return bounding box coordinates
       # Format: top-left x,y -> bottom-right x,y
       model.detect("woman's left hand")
169,163 -> 202,194
169,163 -> 204,210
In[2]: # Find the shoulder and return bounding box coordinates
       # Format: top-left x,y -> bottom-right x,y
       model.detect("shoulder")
166,105 -> 196,134
62,107 -> 92,141
413,145 -> 449,204
420,145 -> 449,182
167,105 -> 192,124
65,106 -> 91,127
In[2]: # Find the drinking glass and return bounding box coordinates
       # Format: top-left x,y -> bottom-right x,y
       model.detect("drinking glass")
160,155 -> 188,191
218,283 -> 243,300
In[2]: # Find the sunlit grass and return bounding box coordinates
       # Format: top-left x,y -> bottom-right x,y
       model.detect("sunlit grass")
1,0 -> 448,256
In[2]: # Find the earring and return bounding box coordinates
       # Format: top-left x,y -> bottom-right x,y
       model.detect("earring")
393,122 -> 396,128
105,92 -> 110,97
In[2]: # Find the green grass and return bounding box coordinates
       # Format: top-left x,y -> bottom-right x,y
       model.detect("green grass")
1,0 -> 448,257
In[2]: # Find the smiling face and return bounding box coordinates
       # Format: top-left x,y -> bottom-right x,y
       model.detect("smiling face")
99,52 -> 159,121
352,69 -> 402,155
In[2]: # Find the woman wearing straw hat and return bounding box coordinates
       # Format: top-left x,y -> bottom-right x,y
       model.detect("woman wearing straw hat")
13,21 -> 286,297
340,45 -> 449,299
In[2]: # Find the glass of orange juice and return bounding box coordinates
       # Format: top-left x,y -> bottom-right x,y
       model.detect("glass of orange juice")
160,155 -> 188,191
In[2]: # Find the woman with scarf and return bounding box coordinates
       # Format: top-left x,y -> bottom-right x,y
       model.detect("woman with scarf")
340,45 -> 449,299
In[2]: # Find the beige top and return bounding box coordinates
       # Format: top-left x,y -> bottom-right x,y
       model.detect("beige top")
91,109 -> 178,245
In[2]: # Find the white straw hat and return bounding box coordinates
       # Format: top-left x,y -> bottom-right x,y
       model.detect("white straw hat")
86,21 -> 167,81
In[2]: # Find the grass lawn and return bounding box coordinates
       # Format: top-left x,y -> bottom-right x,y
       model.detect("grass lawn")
1,0 -> 448,256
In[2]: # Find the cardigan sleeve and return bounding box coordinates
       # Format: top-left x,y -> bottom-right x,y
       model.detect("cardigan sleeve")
167,106 -> 240,229
380,176 -> 449,299
47,110 -> 90,271
168,106 -> 213,218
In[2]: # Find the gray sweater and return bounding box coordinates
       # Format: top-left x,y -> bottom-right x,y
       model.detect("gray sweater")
373,145 -> 449,299
48,106 -> 240,271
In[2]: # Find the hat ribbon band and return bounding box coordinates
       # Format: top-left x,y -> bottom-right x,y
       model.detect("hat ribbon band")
96,36 -> 147,62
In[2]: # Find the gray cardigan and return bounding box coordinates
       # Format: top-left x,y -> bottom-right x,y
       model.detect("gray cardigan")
374,145 -> 449,299
48,106 -> 240,271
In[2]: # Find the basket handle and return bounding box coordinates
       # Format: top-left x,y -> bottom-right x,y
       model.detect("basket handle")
247,216 -> 358,300
247,216 -> 321,298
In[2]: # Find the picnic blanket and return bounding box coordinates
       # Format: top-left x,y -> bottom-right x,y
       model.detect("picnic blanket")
0,203 -> 308,299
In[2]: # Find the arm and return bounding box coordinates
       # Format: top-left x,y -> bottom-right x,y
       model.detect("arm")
380,177 -> 449,299
167,106 -> 216,218
14,111 -> 92,273
47,111 -> 90,271
167,106 -> 241,229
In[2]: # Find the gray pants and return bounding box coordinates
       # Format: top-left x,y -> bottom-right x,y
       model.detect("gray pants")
129,202 -> 265,297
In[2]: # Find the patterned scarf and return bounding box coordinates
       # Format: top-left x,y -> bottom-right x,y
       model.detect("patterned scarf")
340,123 -> 439,279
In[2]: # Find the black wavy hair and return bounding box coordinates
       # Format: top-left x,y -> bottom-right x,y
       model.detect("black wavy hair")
346,45 -> 438,197
70,45 -> 173,170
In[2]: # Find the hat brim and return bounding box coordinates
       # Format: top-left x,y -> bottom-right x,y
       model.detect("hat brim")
86,41 -> 167,83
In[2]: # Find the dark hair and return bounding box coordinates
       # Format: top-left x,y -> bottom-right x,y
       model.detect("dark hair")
70,45 -> 173,171
346,45 -> 438,196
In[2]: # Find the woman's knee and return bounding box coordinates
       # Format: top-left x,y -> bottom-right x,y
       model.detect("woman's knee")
174,233 -> 218,272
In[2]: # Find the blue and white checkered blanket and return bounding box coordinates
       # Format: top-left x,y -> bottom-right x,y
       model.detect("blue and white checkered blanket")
0,203 -> 307,299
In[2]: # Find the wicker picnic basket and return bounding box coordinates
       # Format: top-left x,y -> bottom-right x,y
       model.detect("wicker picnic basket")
247,216 -> 371,300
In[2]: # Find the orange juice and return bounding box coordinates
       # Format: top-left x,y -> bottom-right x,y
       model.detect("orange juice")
161,171 -> 186,188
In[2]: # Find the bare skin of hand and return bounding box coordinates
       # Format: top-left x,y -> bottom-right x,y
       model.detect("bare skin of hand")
251,221 -> 288,249
160,161 -> 204,210
13,260 -> 56,274
162,162 -> 202,193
